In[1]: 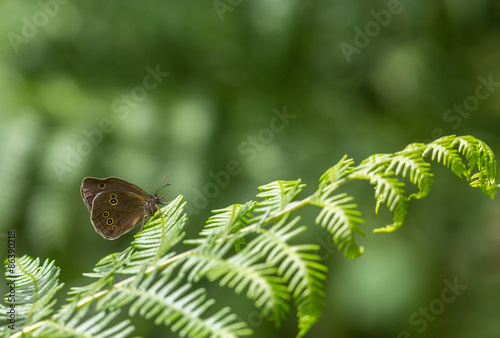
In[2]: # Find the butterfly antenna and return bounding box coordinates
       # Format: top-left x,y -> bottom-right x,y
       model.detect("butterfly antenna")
156,174 -> 171,194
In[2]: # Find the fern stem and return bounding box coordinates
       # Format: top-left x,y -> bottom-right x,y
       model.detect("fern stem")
264,198 -> 313,223
11,320 -> 47,338
75,251 -> 191,310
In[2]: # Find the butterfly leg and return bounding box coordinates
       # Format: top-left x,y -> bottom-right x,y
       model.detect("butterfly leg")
158,207 -> 167,218
139,215 -> 146,233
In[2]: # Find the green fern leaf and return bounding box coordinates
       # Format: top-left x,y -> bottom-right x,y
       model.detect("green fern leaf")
83,247 -> 134,279
423,137 -> 466,177
33,308 -> 134,338
453,136 -> 497,198
255,180 -> 306,216
312,192 -> 365,259
98,268 -> 251,338
319,155 -> 355,189
61,247 -> 134,318
386,149 -> 434,200
182,233 -> 290,320
0,256 -> 63,333
185,201 -> 255,251
244,217 -> 328,334
350,165 -> 408,233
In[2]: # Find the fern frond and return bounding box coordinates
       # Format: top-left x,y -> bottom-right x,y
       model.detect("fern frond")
82,247 -> 134,279
202,202 -> 256,237
255,180 -> 306,216
386,149 -> 434,200
185,202 -> 255,251
421,135 -> 497,198
0,256 -> 63,333
319,155 -> 355,189
312,192 -> 365,259
31,308 -> 134,338
98,267 -> 251,338
243,217 -> 327,333
350,166 -> 408,233
182,232 -> 289,321
207,252 -> 289,321
452,135 -> 497,197
57,247 -> 134,323
423,136 -> 466,177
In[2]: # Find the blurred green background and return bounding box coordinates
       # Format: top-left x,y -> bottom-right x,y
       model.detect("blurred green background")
1,0 -> 500,337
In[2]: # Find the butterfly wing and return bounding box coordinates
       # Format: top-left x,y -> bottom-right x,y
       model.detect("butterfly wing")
89,190 -> 149,240
81,177 -> 150,211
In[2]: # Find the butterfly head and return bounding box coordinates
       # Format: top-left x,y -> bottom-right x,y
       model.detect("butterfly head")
149,174 -> 170,214
147,193 -> 167,215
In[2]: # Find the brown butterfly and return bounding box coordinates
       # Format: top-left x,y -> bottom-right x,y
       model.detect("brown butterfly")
81,176 -> 169,240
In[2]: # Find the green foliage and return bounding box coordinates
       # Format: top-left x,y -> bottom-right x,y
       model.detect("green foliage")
1,135 -> 497,338
0,256 -> 64,331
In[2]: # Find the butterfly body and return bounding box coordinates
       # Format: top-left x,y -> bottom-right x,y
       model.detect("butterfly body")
81,177 -> 167,240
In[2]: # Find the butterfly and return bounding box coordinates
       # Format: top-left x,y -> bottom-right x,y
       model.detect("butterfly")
80,176 -> 169,240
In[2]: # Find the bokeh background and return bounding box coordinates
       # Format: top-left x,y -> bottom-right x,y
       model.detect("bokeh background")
1,1 -> 500,337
